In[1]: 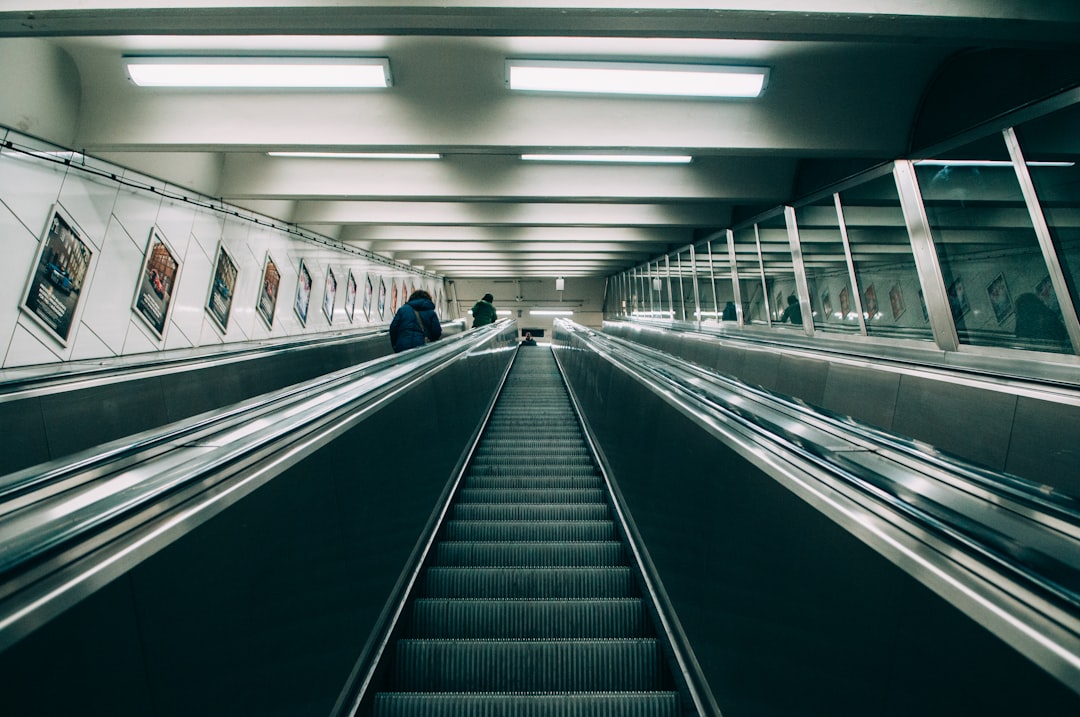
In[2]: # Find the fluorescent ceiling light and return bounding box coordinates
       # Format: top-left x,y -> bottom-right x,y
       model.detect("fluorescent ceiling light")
125,57 -> 391,88
522,153 -> 692,164
507,60 -> 767,98
268,152 -> 439,159
530,309 -> 574,316
915,159 -> 1074,167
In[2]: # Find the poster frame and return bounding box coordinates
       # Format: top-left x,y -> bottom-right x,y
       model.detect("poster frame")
132,226 -> 182,340
20,204 -> 95,346
345,269 -> 357,323
363,273 -> 373,321
256,251 -> 281,329
294,258 -> 312,327
322,265 -> 337,324
378,276 -> 387,320
205,243 -> 238,334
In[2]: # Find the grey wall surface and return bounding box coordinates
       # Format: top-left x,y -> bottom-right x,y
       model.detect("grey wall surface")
555,336 -> 1080,717
0,335 -> 517,717
604,323 -> 1080,496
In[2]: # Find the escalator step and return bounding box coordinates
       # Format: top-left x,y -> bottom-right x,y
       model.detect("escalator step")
465,466 -> 597,478
458,488 -> 604,504
443,519 -> 615,541
421,567 -> 637,598
465,476 -> 602,490
435,541 -> 625,567
452,504 -> 609,521
373,691 -> 681,717
393,638 -> 666,692
408,598 -> 650,639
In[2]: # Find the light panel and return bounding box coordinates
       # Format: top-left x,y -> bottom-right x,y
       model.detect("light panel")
522,153 -> 692,164
269,152 -> 439,159
507,60 -> 767,98
530,309 -> 574,316
125,56 -> 391,88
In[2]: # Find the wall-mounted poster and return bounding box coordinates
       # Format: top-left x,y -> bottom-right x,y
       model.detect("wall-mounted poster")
345,270 -> 357,323
133,227 -> 180,339
363,273 -> 373,320
987,272 -> 1014,324
1035,274 -> 1060,313
390,280 -> 400,315
947,277 -> 970,320
21,205 -> 93,345
889,283 -> 905,321
256,252 -> 281,329
294,258 -> 312,326
820,288 -> 832,320
322,266 -> 337,323
839,287 -> 850,319
863,284 -> 878,318
206,244 -> 238,333
378,277 -> 387,319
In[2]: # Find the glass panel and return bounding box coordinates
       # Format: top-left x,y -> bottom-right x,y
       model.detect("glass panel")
711,236 -> 739,323
758,212 -> 801,329
916,133 -> 1073,353
732,225 -> 765,324
796,196 -> 860,334
840,173 -> 934,341
1014,101 -> 1080,353
676,248 -> 693,321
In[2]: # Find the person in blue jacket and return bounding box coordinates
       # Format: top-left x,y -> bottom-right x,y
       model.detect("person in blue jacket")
389,289 -> 442,352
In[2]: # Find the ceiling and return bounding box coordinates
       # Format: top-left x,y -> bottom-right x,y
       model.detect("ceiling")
3,2 -> 1080,279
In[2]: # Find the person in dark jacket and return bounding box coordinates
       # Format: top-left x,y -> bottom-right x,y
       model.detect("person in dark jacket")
471,293 -> 497,328
389,289 -> 442,352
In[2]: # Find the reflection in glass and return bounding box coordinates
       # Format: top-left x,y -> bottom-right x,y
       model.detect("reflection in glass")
1014,102 -> 1080,354
840,173 -> 934,342
732,225 -> 765,324
796,196 -> 860,334
916,132 -> 1073,353
755,212 -> 799,329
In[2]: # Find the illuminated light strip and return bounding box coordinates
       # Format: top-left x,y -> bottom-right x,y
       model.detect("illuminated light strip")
125,57 -> 391,88
915,159 -> 1074,167
269,152 -> 440,159
530,309 -> 574,316
508,60 -> 767,98
522,154 -> 692,164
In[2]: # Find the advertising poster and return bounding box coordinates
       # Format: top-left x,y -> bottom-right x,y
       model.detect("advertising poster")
363,273 -> 373,320
206,245 -> 238,333
390,280 -> 399,315
257,252 -> 281,329
322,266 -> 337,323
294,258 -> 312,326
133,228 -> 180,339
889,283 -> 905,321
378,277 -> 387,319
21,206 -> 93,345
987,272 -> 1014,324
345,270 -> 357,323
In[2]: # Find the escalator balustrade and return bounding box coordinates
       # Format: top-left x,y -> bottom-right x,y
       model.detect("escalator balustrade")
372,346 -> 681,716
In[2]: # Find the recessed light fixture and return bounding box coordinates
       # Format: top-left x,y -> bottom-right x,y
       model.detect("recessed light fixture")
915,159 -> 1074,167
522,153 -> 692,164
268,152 -> 440,159
530,309 -> 574,316
125,56 -> 392,88
507,60 -> 768,98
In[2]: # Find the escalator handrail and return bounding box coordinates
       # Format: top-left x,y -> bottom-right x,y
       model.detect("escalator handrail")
0,322 -> 511,601
555,320 -> 1080,691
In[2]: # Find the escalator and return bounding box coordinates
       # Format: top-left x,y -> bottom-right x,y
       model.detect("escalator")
371,345 -> 682,716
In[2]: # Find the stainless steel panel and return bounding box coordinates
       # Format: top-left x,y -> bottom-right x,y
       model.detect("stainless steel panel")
1007,396 -> 1080,496
820,362 -> 901,431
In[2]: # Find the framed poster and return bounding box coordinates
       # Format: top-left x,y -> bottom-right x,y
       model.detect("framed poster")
863,283 -> 878,317
889,283 -> 905,320
256,252 -> 281,329
322,266 -> 337,323
820,288 -> 832,320
1035,274 -> 1060,313
987,272 -> 1014,324
947,277 -> 970,319
133,227 -> 181,339
378,277 -> 387,320
345,270 -> 357,323
21,205 -> 94,345
390,280 -> 400,315
839,286 -> 850,319
294,258 -> 312,327
363,273 -> 373,320
206,244 -> 238,333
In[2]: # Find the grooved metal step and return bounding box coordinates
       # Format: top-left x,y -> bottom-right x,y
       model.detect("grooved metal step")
373,691 -> 680,717
435,541 -> 625,567
451,504 -> 610,521
408,598 -> 650,639
443,519 -> 615,542
420,566 -> 638,599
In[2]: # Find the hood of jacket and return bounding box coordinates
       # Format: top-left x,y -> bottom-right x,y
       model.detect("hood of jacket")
407,297 -> 436,311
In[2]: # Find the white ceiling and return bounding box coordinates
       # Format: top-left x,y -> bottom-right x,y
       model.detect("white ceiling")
3,2 -> 1079,278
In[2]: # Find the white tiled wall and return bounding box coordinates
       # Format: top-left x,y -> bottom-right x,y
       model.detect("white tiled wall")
0,134 -> 444,369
